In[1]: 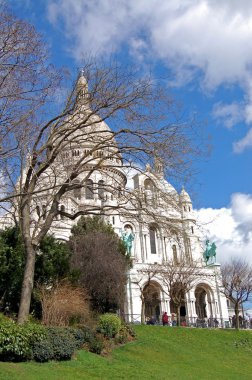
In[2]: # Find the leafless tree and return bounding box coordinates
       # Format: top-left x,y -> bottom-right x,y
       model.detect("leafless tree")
0,9 -> 202,324
160,258 -> 199,326
5,59 -> 200,324
221,258 -> 252,329
0,4 -> 61,161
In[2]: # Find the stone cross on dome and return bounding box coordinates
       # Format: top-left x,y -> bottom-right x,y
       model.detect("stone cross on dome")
79,68 -> 85,77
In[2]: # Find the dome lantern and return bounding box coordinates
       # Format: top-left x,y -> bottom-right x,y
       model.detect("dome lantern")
75,70 -> 90,105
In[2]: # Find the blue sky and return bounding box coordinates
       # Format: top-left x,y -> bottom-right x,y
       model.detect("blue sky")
9,0 -> 252,266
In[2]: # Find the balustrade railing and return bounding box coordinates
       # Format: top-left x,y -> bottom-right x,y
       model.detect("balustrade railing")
121,314 -> 252,329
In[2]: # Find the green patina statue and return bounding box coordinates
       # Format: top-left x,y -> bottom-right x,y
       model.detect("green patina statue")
121,229 -> 134,255
203,239 -> 217,264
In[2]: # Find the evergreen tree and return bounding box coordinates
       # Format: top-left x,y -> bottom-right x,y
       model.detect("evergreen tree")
0,227 -> 71,314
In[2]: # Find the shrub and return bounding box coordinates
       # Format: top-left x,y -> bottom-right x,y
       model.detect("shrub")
66,327 -> 87,349
0,320 -> 45,362
80,326 -> 95,343
114,323 -> 136,345
39,281 -> 90,327
0,313 -> 10,324
88,335 -> 104,354
98,313 -> 122,338
124,323 -> 136,338
32,327 -> 76,362
115,325 -> 128,344
32,339 -> 54,362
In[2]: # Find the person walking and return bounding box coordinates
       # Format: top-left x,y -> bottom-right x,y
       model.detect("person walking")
162,312 -> 169,326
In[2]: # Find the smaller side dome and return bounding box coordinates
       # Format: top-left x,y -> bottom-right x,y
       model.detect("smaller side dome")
180,187 -> 191,203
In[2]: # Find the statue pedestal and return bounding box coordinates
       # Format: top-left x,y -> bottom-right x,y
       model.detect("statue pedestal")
207,262 -> 220,268
207,262 -> 221,275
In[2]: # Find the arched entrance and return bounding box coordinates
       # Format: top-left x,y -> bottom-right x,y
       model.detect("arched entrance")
143,282 -> 161,323
195,284 -> 213,319
169,286 -> 187,325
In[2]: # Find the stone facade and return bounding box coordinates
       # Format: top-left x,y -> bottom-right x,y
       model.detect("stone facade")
1,73 -> 229,325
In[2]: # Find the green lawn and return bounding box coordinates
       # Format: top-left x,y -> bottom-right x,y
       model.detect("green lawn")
0,326 -> 252,380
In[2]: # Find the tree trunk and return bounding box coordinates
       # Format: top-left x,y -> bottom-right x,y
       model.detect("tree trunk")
176,305 -> 180,326
141,295 -> 145,324
235,303 -> 240,330
17,240 -> 36,324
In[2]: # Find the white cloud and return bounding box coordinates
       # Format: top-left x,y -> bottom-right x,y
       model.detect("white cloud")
212,102 -> 244,129
46,1 -> 252,83
233,128 -> 252,153
47,0 -> 252,147
195,192 -> 252,263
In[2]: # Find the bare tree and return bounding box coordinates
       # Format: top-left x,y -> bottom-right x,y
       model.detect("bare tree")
0,4 -> 61,161
0,9 -> 201,324
160,258 -> 198,326
5,58 -> 200,324
221,258 -> 252,329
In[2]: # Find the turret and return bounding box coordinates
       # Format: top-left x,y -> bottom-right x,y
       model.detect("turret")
154,157 -> 164,178
180,187 -> 192,214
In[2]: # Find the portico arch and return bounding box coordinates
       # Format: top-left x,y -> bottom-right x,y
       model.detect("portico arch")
143,281 -> 162,323
169,282 -> 187,324
195,284 -> 214,319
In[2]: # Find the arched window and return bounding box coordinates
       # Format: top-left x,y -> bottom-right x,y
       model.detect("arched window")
144,179 -> 156,205
42,205 -> 46,220
60,205 -> 65,220
144,179 -> 153,191
36,206 -> 40,217
73,179 -> 81,199
149,225 -> 157,254
185,237 -> 192,261
98,180 -> 105,200
85,179 -> 94,199
172,244 -> 178,264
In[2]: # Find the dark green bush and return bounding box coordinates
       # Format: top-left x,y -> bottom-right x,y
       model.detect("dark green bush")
88,336 -> 104,354
80,326 -> 94,343
0,316 -> 103,362
0,319 -> 45,362
32,327 -> 76,362
66,327 -> 87,349
98,313 -> 122,338
32,339 -> 54,362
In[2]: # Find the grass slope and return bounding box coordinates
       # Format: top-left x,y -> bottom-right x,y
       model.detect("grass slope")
0,326 -> 252,380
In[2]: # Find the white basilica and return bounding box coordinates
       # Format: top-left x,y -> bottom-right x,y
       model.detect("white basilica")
2,73 -> 229,326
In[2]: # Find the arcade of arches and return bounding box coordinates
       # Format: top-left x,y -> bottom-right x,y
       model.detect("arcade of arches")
142,281 -> 217,322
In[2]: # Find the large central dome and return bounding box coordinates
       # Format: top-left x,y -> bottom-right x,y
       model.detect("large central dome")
58,73 -> 126,184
